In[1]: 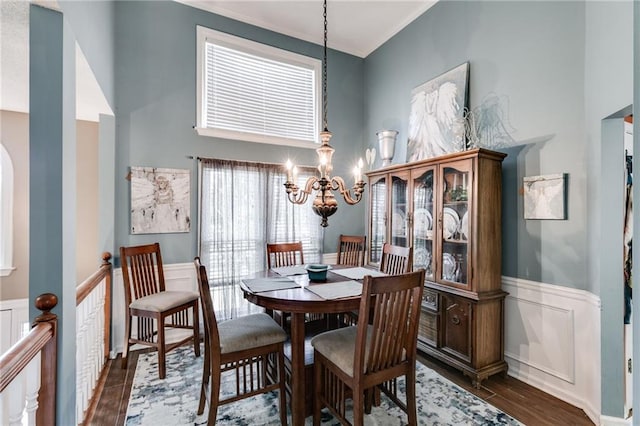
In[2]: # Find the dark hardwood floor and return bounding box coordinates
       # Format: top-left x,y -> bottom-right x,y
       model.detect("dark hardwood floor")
90,345 -> 593,426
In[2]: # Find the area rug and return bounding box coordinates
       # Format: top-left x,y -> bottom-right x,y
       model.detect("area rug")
125,345 -> 522,425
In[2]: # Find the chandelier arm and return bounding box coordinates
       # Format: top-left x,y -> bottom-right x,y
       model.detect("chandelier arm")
287,176 -> 321,204
330,176 -> 366,205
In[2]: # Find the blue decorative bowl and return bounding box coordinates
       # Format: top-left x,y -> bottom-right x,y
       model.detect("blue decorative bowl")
305,264 -> 331,282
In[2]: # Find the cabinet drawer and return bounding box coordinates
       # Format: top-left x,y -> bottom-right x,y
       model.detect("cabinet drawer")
418,308 -> 438,346
422,289 -> 438,310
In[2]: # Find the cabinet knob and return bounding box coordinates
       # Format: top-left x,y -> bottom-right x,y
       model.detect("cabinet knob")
451,315 -> 461,325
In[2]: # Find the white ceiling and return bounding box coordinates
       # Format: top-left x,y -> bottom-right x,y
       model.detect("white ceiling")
0,0 -> 434,120
179,0 -> 436,58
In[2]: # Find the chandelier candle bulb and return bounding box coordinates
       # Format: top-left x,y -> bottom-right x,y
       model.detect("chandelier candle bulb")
286,159 -> 293,182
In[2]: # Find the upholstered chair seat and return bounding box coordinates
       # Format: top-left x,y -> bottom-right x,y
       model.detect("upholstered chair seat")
129,291 -> 199,312
218,313 -> 286,354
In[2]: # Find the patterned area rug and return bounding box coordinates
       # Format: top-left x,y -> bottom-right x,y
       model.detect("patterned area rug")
125,345 -> 522,425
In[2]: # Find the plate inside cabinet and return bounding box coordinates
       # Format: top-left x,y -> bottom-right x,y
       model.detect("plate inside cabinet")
413,208 -> 432,238
442,207 -> 460,240
392,209 -> 405,235
460,211 -> 469,240
442,253 -> 457,281
414,247 -> 431,270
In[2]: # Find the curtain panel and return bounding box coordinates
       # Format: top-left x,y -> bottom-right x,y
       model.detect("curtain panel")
198,158 -> 323,319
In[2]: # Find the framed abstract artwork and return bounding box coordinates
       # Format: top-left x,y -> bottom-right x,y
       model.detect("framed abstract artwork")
523,173 -> 567,220
406,62 -> 470,162
130,167 -> 191,234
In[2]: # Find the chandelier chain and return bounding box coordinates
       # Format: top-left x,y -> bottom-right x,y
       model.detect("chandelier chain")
322,0 -> 328,131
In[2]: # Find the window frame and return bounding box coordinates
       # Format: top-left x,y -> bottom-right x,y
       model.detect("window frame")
0,144 -> 14,277
196,26 -> 322,149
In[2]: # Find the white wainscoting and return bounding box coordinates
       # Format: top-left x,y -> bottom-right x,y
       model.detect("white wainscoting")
502,276 -> 602,425
0,298 -> 29,355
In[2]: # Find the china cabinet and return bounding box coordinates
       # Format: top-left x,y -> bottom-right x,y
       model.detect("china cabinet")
366,148 -> 507,387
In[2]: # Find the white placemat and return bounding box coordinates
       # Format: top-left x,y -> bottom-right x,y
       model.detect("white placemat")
242,277 -> 299,293
305,280 -> 362,299
331,267 -> 387,280
271,265 -> 308,276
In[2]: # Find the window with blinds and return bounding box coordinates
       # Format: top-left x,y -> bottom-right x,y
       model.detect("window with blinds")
196,26 -> 321,148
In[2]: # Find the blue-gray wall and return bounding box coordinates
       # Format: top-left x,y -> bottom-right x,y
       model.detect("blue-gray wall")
59,0 -> 115,108
363,0 -> 633,418
366,0 -> 588,287
29,5 -> 78,424
112,0 -> 365,261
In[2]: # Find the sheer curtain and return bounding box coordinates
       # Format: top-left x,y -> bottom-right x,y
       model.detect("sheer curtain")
198,158 -> 323,320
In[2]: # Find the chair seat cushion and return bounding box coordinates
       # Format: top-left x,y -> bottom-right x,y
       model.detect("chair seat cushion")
311,326 -> 370,377
219,313 -> 287,354
129,291 -> 199,312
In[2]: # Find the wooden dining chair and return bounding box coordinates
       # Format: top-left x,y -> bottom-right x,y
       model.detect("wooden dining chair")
194,257 -> 288,425
343,243 -> 413,327
120,243 -> 200,379
311,269 -> 426,426
266,241 -> 306,326
336,235 -> 366,326
336,235 -> 366,267
266,241 -> 305,268
380,243 -> 413,275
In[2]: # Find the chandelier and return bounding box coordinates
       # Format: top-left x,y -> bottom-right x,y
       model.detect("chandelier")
283,0 -> 366,227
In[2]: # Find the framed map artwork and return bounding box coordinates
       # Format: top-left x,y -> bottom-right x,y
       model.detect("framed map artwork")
523,173 -> 567,220
130,167 -> 191,234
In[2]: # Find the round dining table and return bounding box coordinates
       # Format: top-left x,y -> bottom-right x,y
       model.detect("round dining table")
240,267 -> 363,425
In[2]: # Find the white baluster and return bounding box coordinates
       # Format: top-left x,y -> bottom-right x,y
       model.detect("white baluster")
7,369 -> 25,426
25,353 -> 41,426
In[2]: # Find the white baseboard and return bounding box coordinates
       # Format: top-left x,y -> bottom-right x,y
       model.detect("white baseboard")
502,276 -> 602,425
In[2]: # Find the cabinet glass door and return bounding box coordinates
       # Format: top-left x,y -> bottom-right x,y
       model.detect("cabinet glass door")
368,175 -> 386,265
411,167 -> 435,280
390,174 -> 409,247
439,162 -> 471,288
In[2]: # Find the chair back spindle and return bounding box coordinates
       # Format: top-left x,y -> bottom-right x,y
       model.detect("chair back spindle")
380,243 -> 412,275
266,242 -> 304,268
337,235 -> 366,267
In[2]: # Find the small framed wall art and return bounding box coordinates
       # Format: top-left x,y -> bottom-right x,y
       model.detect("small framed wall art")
130,167 -> 191,234
523,173 -> 567,220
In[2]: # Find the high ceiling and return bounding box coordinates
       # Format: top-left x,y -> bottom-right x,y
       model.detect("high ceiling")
0,1 -> 435,119
178,0 -> 436,58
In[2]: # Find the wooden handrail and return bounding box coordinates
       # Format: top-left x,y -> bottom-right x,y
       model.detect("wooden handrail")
76,252 -> 112,360
75,252 -> 112,425
0,293 -> 58,424
76,252 -> 112,304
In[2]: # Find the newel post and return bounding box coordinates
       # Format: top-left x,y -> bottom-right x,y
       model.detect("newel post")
34,293 -> 58,426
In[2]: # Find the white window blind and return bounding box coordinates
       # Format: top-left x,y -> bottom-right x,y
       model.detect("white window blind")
197,26 -> 321,147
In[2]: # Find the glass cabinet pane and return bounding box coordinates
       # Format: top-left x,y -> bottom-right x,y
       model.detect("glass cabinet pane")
390,175 -> 409,247
368,176 -> 386,264
440,164 -> 470,287
412,168 -> 434,280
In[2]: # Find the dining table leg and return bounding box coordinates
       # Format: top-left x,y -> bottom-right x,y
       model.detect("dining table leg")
290,312 -> 306,425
